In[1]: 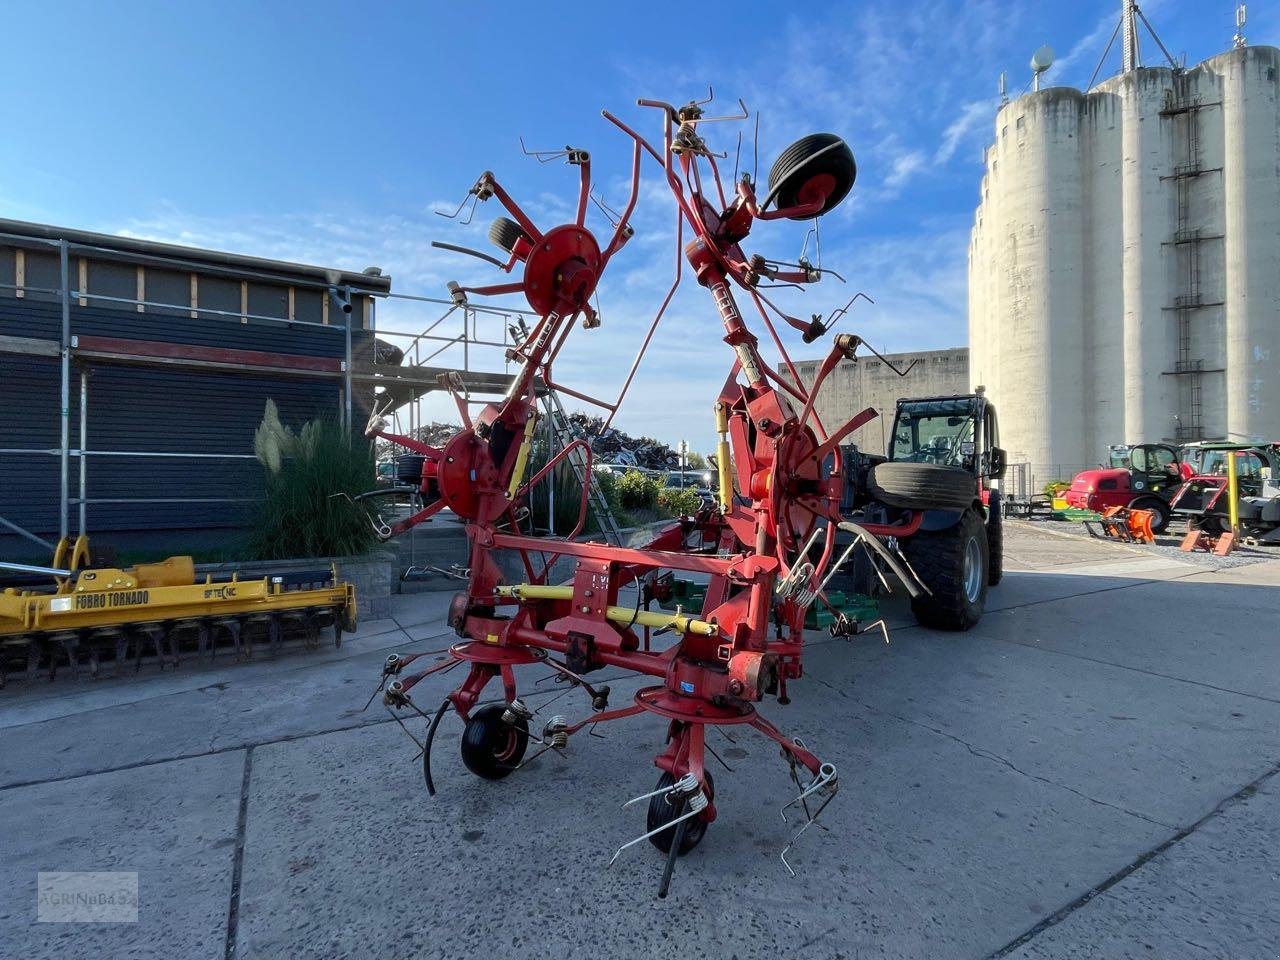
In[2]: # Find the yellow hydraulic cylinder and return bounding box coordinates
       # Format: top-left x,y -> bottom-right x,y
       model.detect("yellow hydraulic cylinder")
714,401 -> 732,512
507,411 -> 539,499
1227,448 -> 1240,533
494,583 -> 718,636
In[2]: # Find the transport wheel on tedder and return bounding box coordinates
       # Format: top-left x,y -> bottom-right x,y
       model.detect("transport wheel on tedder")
903,509 -> 989,631
460,704 -> 529,779
647,770 -> 715,855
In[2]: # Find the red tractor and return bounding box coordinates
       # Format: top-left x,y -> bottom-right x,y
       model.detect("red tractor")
1063,443 -> 1191,534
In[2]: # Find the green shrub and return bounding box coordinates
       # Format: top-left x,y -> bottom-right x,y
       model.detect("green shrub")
246,403 -> 378,560
657,487 -> 702,518
616,470 -> 661,511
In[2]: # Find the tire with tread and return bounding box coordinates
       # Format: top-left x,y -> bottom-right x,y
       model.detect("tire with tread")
987,492 -> 1003,587
646,770 -> 713,856
488,216 -> 528,255
767,133 -> 856,220
869,462 -> 976,511
1128,496 -> 1171,534
460,703 -> 528,780
904,509 -> 988,631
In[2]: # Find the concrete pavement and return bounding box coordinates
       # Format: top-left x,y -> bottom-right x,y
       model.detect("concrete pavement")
1,522 -> 1277,959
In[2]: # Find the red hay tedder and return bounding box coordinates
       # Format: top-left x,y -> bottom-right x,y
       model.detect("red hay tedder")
364,91 -> 929,895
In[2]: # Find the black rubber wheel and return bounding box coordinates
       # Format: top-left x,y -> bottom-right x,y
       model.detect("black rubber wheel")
1128,496 -> 1171,534
766,133 -> 856,220
869,462 -> 976,511
904,509 -> 989,631
1195,514 -> 1227,537
459,703 -> 529,780
488,216 -> 528,254
646,770 -> 713,856
987,491 -> 1003,587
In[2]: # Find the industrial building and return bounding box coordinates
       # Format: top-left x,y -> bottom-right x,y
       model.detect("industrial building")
788,347 -> 971,454
0,220 -> 397,559
969,31 -> 1280,484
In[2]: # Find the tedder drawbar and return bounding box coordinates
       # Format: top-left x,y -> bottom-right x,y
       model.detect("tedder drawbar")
364,91 -> 930,895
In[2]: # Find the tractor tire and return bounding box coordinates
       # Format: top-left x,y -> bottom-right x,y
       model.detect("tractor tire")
647,770 -> 713,856
459,704 -> 529,780
868,462 -> 976,511
904,509 -> 989,631
987,496 -> 1004,587
1128,496 -> 1171,534
488,216 -> 528,255
766,133 -> 856,220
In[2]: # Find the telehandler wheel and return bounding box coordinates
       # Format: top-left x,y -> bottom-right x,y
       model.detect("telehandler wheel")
460,704 -> 529,780
987,494 -> 1004,587
488,216 -> 528,255
647,770 -> 714,856
869,462 -> 976,511
1129,496 -> 1171,534
904,509 -> 988,631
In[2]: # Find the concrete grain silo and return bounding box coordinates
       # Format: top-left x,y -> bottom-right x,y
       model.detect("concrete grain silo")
969,22 -> 1280,484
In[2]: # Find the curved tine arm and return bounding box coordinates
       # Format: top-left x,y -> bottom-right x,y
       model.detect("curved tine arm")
810,406 -> 878,468
485,176 -> 544,244
836,520 -> 927,598
600,205 -> 683,434
795,344 -> 846,436
704,152 -> 729,210
635,96 -> 679,116
430,240 -> 509,270
746,289 -> 828,440
601,109 -> 698,227
600,139 -> 642,267
576,154 -> 591,228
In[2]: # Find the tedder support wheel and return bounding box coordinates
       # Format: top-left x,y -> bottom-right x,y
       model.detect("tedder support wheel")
904,509 -> 989,631
869,462 -> 977,511
1129,496 -> 1171,534
766,133 -> 856,220
488,216 -> 529,255
460,703 -> 529,780
647,770 -> 714,856
987,492 -> 1004,587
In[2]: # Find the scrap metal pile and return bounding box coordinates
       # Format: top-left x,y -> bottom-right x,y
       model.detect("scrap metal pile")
366,91 -> 928,894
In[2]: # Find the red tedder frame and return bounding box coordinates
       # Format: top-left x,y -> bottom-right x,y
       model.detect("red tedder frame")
367,91 -> 924,895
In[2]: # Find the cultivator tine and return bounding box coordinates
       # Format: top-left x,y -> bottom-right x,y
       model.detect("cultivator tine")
196,620 -> 212,663
779,761 -> 839,877
217,617 -> 244,661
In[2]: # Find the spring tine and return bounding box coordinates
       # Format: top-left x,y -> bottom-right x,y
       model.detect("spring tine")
780,787 -> 838,878
608,799 -> 703,867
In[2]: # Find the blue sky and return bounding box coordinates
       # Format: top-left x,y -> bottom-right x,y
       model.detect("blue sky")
1,1 -> 1270,451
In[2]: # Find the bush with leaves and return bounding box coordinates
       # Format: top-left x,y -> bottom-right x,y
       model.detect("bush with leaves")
615,469 -> 661,511
657,487 -> 702,518
247,401 -> 378,560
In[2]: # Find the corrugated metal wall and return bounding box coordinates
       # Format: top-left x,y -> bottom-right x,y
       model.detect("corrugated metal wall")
0,287 -> 372,552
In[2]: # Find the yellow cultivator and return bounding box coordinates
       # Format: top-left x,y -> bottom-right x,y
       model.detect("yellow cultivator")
0,536 -> 357,686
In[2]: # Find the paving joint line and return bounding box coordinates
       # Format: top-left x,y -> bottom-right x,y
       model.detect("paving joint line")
0,667 -> 645,793
985,759 -> 1280,959
223,747 -> 253,960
